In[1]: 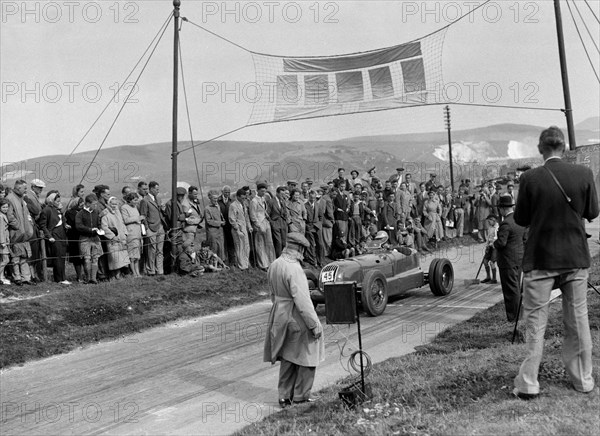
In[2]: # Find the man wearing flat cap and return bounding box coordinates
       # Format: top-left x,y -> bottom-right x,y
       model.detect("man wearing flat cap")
494,195 -> 526,323
425,173 -> 437,192
164,187 -> 188,253
264,232 -> 324,407
250,182 -> 275,270
24,178 -> 46,282
388,167 -> 405,185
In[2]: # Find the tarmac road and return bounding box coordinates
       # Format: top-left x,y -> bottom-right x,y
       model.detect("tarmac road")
2,229 -> 598,435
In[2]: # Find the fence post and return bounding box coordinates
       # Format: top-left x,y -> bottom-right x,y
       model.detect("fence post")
39,230 -> 48,282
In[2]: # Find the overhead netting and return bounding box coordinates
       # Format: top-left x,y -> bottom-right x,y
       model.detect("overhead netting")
248,28 -> 447,125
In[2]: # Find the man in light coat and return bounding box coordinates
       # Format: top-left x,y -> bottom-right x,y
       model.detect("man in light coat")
263,232 -> 324,407
229,188 -> 252,270
250,182 -> 275,270
6,180 -> 35,285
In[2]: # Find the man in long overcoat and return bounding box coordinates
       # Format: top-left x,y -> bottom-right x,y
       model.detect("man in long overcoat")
263,232 -> 324,407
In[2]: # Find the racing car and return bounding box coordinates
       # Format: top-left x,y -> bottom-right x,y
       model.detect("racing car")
305,231 -> 454,317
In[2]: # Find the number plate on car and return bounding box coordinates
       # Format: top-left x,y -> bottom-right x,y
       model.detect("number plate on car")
321,270 -> 335,283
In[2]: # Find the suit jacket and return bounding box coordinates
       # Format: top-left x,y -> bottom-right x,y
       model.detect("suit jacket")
318,195 -> 334,228
514,158 -> 599,271
332,192 -> 349,221
304,200 -> 323,231
267,196 -> 287,231
494,213 -> 526,269
250,195 -> 270,232
39,205 -> 67,240
139,195 -> 165,233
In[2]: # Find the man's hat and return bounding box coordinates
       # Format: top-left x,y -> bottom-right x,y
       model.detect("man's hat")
305,178 -> 313,184
498,194 -> 515,208
176,187 -> 187,196
31,179 -> 46,188
430,173 -> 437,178
320,184 -> 329,191
287,232 -> 310,248
396,168 -> 405,172
517,165 -> 532,172
287,180 -> 297,186
257,182 -> 268,190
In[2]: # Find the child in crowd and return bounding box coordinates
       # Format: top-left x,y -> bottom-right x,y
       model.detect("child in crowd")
176,240 -> 205,277
481,214 -> 499,284
197,241 -> 229,272
0,199 -> 15,285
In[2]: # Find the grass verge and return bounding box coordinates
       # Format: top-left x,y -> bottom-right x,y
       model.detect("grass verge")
0,269 -> 268,368
236,254 -> 600,436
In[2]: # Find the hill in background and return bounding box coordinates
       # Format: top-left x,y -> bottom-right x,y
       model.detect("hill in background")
2,120 -> 598,199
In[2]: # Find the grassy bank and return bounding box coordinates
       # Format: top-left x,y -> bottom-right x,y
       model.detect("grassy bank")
237,254 -> 600,436
0,270 -> 269,368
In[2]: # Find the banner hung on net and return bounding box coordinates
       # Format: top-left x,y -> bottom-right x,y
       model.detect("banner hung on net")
248,29 -> 446,125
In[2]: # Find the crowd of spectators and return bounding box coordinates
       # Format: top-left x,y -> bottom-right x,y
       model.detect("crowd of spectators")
0,167 -> 519,285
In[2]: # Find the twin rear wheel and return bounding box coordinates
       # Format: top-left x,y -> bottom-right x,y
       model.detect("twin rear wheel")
428,258 -> 454,296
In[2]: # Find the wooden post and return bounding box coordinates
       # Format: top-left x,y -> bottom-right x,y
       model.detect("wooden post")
39,230 -> 48,282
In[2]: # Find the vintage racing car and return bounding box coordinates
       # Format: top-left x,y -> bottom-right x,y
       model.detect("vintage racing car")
305,232 -> 454,317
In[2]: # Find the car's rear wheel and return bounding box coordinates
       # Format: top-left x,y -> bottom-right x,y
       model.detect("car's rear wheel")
361,270 -> 388,316
429,258 -> 454,296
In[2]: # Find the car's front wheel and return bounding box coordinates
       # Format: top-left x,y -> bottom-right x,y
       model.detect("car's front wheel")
361,270 -> 388,316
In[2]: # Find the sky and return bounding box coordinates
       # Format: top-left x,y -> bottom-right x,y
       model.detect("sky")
1,0 -> 599,166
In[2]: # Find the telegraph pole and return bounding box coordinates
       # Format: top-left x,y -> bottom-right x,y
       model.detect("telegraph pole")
171,0 -> 181,266
444,105 -> 455,193
554,0 -> 576,150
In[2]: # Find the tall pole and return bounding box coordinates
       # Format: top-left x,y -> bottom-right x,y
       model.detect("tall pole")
171,0 -> 181,267
554,0 -> 576,150
444,105 -> 455,193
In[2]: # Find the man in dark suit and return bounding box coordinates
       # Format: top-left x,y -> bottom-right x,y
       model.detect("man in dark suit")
304,189 -> 324,267
494,194 -> 526,322
139,181 -> 165,275
332,181 -> 349,236
512,126 -> 599,400
267,186 -> 288,258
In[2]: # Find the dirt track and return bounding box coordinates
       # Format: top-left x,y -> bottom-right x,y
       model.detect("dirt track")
2,228 -> 598,435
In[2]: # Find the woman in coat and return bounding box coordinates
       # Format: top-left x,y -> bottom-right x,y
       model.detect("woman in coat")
38,191 -> 70,284
120,192 -> 144,278
65,197 -> 85,282
475,187 -> 492,242
423,190 -> 444,242
101,196 -> 130,279
287,189 -> 306,234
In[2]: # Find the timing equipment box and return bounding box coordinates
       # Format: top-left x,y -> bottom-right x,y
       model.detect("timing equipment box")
324,282 -> 357,324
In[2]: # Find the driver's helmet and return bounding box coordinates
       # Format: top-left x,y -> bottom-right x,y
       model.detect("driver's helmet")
374,230 -> 389,247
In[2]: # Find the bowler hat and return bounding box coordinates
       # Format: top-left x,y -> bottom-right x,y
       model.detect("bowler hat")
498,195 -> 514,208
